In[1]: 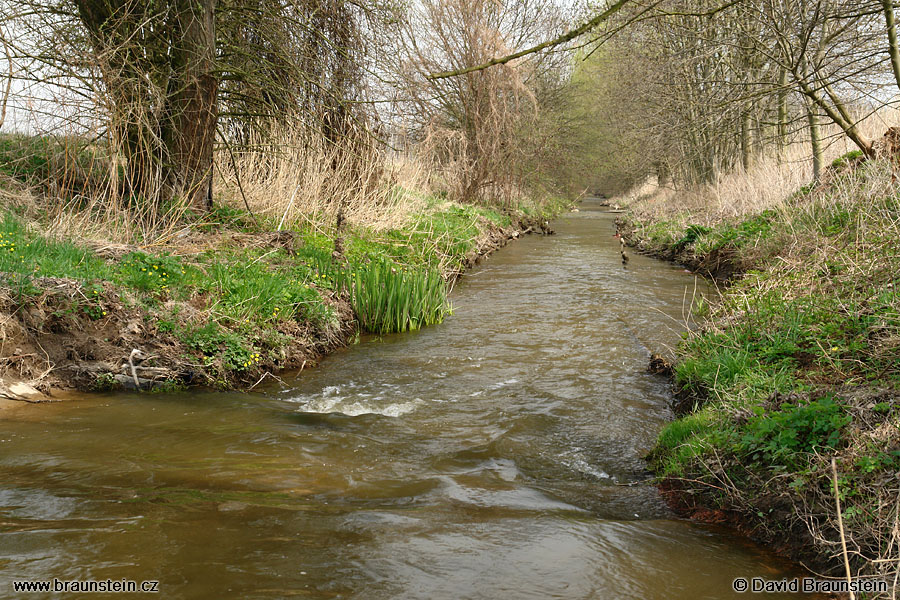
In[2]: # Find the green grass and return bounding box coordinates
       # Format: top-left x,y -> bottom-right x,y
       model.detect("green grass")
0,187 -> 527,379
0,213 -> 112,280
690,210 -> 777,256
339,258 -> 449,335
652,407 -> 731,476
647,163 -> 900,488
830,149 -> 864,169
632,161 -> 900,579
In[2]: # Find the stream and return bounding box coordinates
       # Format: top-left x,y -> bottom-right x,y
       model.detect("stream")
0,200 -> 813,599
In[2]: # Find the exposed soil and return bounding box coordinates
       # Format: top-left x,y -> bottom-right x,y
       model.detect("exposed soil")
0,216 -> 545,404
658,477 -> 838,579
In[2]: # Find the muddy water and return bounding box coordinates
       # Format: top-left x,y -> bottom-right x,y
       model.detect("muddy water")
0,200 -> 812,599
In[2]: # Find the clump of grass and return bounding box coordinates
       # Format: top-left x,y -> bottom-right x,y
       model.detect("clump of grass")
830,149 -> 864,169
198,255 -> 335,328
651,407 -> 731,476
342,258 -> 449,335
691,209 -> 777,256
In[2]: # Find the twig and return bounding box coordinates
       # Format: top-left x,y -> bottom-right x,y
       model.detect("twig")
832,457 -> 857,600
215,128 -> 258,223
0,26 -> 12,131
278,184 -> 302,232
427,0 -> 631,79
248,370 -> 284,390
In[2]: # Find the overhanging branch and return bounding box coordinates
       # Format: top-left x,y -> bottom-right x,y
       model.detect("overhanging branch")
426,0 -> 631,80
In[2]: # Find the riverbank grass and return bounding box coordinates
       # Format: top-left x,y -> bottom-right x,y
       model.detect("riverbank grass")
624,158 -> 900,586
0,174 -> 557,392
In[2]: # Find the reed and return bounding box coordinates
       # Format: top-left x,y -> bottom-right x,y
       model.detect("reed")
334,258 -> 450,335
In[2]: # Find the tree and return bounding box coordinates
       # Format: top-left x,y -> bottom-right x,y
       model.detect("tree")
397,0 -> 570,205
73,0 -> 217,210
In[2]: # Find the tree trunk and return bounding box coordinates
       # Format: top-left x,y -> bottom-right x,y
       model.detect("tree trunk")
656,161 -> 670,187
163,0 -> 217,212
882,0 -> 900,93
807,103 -> 823,181
777,68 -> 788,155
75,0 -> 217,214
740,106 -> 752,171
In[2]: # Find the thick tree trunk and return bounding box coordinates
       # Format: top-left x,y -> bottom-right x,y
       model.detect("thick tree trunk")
75,0 -> 217,214
163,0 -> 217,212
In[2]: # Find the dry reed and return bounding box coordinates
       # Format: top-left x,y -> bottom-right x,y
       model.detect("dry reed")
618,110 -> 900,224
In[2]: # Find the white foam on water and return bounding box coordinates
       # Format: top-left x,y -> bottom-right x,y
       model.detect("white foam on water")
559,448 -> 612,481
490,378 -> 519,390
287,382 -> 424,417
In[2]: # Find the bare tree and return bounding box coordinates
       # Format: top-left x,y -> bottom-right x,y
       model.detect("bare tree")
397,0 -> 569,206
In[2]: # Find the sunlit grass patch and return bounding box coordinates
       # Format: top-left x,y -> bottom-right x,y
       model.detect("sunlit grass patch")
0,212 -> 112,280
340,258 -> 449,335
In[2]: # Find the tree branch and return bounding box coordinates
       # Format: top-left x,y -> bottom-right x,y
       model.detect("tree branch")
426,0 -> 631,80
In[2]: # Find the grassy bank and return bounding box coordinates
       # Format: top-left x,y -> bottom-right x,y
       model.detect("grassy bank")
619,157 -> 899,588
0,134 -> 567,397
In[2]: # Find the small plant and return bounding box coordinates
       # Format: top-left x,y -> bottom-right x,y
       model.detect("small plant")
118,252 -> 187,294
739,396 -> 851,466
80,283 -> 108,320
673,224 -> 711,251
93,372 -> 119,392
182,322 -> 259,372
157,319 -> 177,333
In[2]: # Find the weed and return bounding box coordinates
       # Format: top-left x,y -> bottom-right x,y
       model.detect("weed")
93,372 -> 119,392
117,252 -> 188,295
182,322 -> 259,372
831,149 -> 864,169
673,224 -> 711,251
739,396 -> 851,467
